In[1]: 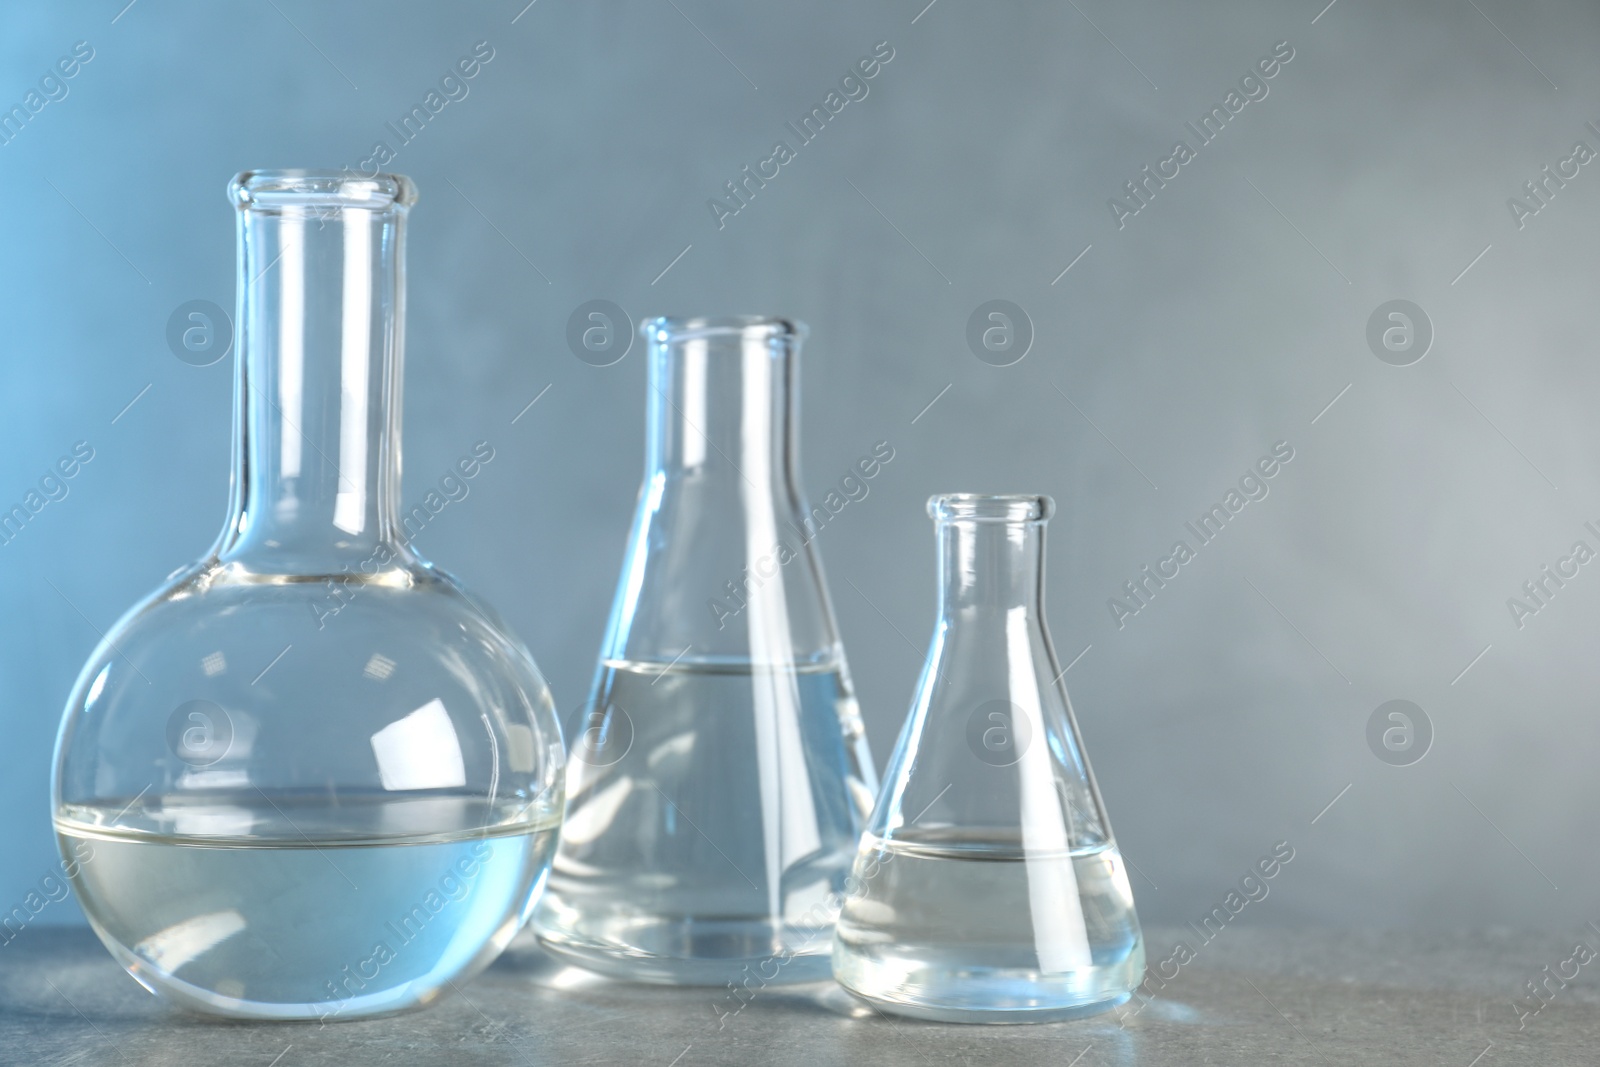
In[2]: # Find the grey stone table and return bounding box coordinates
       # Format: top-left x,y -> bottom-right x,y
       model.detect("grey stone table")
2,927 -> 1595,1066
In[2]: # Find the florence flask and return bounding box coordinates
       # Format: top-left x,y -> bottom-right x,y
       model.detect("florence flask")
51,171 -> 565,1020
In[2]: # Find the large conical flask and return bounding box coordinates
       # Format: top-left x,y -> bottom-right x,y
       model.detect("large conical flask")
532,316 -> 877,984
832,494 -> 1143,1022
51,171 -> 565,1020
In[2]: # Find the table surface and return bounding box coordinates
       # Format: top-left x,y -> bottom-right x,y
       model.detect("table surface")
2,926 -> 1596,1066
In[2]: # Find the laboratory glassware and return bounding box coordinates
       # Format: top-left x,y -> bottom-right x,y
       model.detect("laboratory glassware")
532,316 -> 876,985
831,494 -> 1143,1022
52,171 -> 564,1021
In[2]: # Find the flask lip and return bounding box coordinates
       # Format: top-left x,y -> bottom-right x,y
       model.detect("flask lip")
229,169 -> 418,211
642,316 -> 807,345
928,493 -> 1054,524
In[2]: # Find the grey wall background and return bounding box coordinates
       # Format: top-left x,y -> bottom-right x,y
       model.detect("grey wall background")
2,0 -> 1597,934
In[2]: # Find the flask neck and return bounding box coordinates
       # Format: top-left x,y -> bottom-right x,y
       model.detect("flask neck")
217,174 -> 414,571
644,318 -> 802,495
935,518 -> 1048,621
608,317 -> 845,666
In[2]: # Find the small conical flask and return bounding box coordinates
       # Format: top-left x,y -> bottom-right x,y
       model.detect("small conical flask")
832,494 -> 1144,1022
532,316 -> 877,985
51,172 -> 565,1020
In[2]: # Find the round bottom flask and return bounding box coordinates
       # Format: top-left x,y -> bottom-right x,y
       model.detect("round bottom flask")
51,171 -> 564,1020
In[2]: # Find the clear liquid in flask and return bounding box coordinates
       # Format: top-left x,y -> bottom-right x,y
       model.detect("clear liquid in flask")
533,316 -> 877,985
830,494 -> 1146,1022
833,828 -> 1144,1023
56,794 -> 559,1020
534,657 -> 874,984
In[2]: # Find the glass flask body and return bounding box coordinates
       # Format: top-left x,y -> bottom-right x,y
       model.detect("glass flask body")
532,317 -> 876,985
51,172 -> 564,1021
832,494 -> 1143,1023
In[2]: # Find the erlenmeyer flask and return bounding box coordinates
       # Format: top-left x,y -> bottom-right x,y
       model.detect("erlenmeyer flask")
832,494 -> 1143,1022
51,171 -> 565,1020
532,316 -> 877,984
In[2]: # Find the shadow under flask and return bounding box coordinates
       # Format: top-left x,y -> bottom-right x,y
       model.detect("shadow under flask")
832,494 -> 1144,1023
532,316 -> 877,985
51,171 -> 565,1021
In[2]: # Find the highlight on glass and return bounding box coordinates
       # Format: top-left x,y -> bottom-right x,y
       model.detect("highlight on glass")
532,316 -> 877,985
832,493 -> 1144,1022
51,171 -> 565,1021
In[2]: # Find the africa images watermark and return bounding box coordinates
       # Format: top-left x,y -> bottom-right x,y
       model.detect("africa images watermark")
1116,840 -> 1296,1028
1505,520 -> 1600,630
0,841 -> 95,948
1107,441 -> 1295,630
310,441 -> 496,628
1506,118 -> 1600,231
341,41 -> 495,178
1108,40 -> 1295,229
317,840 -> 495,1022
1367,700 -> 1432,767
0,40 -> 94,149
710,844 -> 896,1029
0,440 -> 96,549
707,41 -> 896,231
707,440 -> 895,630
1512,926 -> 1600,1030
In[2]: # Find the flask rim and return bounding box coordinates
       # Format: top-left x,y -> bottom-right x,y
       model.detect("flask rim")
642,316 -> 807,345
229,169 -> 417,211
927,493 -> 1054,524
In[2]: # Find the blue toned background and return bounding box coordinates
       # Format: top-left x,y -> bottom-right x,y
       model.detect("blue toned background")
2,0 -> 1598,934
